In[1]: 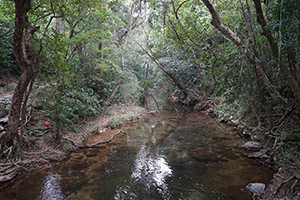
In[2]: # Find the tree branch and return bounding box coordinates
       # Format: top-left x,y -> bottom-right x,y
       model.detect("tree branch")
79,131 -> 127,148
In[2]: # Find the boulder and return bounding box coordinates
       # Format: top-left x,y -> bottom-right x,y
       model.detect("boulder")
246,150 -> 269,159
246,183 -> 265,194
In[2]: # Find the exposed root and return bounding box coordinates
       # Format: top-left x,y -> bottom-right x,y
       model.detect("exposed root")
0,147 -> 63,183
262,167 -> 300,199
79,131 -> 127,148
0,160 -> 20,182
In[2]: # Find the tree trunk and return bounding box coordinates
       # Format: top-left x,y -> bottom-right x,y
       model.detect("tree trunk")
201,0 -> 286,104
4,0 -> 38,147
133,39 -> 188,97
105,55 -> 125,105
253,0 -> 300,104
105,78 -> 122,105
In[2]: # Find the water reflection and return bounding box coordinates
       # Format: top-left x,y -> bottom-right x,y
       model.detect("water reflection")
114,145 -> 172,200
37,172 -> 64,200
0,110 -> 275,200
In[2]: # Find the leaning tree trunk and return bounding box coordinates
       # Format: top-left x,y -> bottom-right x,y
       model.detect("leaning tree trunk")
4,0 -> 39,148
201,0 -> 286,105
133,39 -> 189,97
253,0 -> 300,104
105,55 -> 125,105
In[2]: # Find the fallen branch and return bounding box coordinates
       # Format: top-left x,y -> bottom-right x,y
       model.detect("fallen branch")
79,131 -> 127,148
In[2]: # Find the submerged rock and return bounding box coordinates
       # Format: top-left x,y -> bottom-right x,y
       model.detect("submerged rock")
246,183 -> 265,194
190,148 -> 228,163
240,141 -> 262,151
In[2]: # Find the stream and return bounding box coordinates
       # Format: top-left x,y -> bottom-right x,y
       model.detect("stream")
0,109 -> 274,200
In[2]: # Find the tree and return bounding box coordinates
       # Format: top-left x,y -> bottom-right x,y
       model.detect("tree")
2,0 -> 121,151
200,0 -> 288,104
253,0 -> 300,104
4,0 -> 39,152
0,1 -> 18,77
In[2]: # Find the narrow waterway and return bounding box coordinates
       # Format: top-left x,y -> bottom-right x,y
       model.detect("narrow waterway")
0,109 -> 274,200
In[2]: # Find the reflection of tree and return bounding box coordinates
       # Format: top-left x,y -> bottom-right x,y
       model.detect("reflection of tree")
114,145 -> 172,200
37,172 -> 65,200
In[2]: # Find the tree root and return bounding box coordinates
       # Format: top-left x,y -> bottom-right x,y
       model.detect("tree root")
78,131 -> 127,148
0,160 -> 20,182
0,131 -> 127,183
0,147 -> 61,183
0,168 -> 17,182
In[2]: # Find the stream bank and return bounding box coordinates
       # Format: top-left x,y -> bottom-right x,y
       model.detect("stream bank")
1,89 -> 299,199
0,107 -> 274,200
205,101 -> 300,200
0,101 -> 146,189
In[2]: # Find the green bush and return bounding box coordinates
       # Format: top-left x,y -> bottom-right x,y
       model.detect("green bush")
0,18 -> 19,77
36,81 -> 103,139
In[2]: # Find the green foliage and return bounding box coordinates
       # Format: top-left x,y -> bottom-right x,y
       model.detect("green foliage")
107,107 -> 145,129
0,102 -> 9,118
267,0 -> 300,50
108,116 -> 126,129
36,81 -> 103,137
118,70 -> 142,104
214,98 -> 246,123
0,17 -> 19,77
277,145 -> 300,167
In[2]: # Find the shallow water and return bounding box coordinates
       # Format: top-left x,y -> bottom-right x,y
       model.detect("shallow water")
0,109 -> 274,200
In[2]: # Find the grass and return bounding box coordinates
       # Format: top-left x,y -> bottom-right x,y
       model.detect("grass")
107,107 -> 145,129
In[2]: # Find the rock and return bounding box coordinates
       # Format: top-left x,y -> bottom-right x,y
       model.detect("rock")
246,183 -> 265,194
231,119 -> 240,125
240,141 -> 262,151
246,150 -> 269,159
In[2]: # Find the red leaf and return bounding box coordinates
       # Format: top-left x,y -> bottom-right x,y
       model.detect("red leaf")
43,121 -> 50,125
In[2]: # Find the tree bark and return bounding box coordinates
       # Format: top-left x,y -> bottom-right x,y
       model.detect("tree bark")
4,0 -> 38,147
